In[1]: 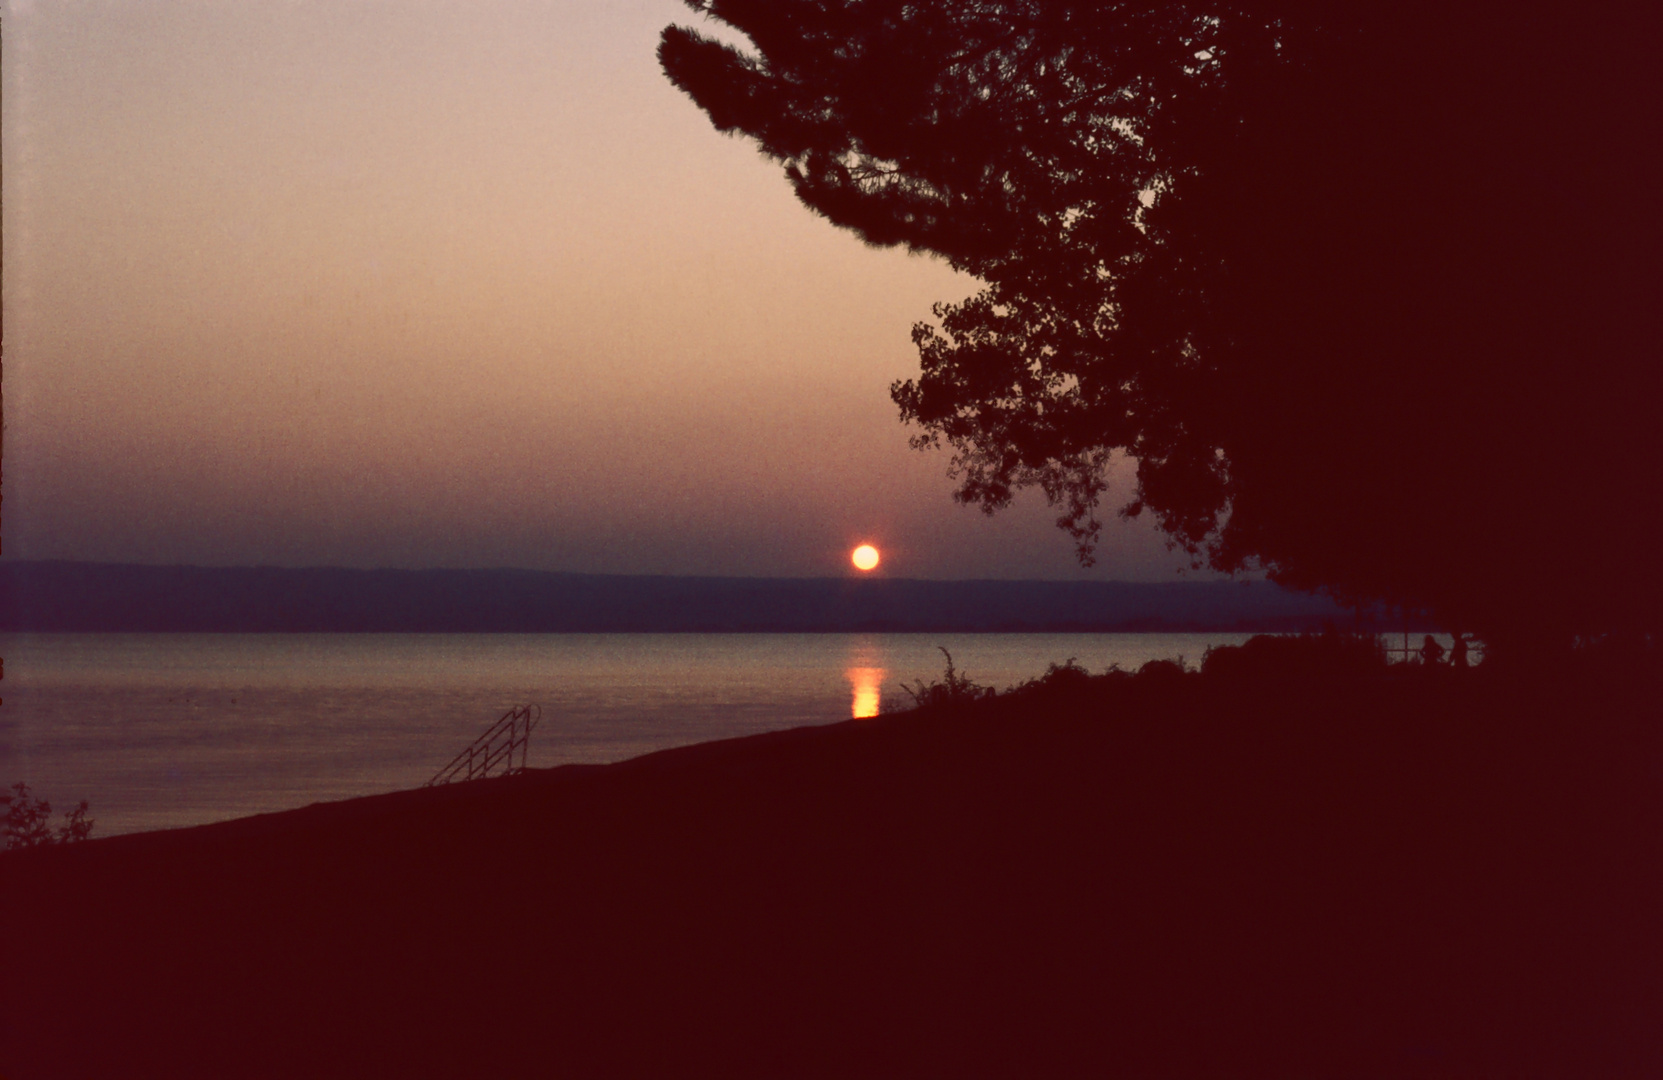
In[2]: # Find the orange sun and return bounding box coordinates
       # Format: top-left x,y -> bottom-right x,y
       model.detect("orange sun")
851,544 -> 880,571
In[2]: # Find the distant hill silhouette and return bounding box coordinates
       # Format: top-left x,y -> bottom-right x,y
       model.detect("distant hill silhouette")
0,561 -> 1387,633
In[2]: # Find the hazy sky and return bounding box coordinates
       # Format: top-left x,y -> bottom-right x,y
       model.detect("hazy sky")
2,0 -> 1214,581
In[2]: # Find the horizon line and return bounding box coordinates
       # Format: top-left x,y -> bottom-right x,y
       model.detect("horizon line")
0,558 -> 1281,588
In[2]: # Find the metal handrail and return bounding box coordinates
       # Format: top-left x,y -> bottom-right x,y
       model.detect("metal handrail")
427,704 -> 541,786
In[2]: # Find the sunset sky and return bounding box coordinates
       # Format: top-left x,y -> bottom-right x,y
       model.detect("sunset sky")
2,0 -> 1214,581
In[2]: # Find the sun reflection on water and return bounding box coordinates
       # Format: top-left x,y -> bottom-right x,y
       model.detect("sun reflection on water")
847,666 -> 886,718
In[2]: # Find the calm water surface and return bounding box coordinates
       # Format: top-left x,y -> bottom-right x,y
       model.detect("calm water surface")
1,632 -> 1260,836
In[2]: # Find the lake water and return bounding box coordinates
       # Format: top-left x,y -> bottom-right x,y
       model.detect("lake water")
1,631 -> 1446,837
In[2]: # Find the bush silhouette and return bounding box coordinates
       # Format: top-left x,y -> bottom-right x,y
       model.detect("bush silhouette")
1202,631 -> 1388,682
3,782 -> 95,850
900,648 -> 996,711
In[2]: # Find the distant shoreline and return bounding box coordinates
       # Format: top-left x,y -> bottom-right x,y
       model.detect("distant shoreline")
0,560 -> 1433,634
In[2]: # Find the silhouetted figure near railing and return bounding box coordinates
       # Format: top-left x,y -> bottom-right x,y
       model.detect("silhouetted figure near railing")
1450,633 -> 1470,669
1420,635 -> 1445,666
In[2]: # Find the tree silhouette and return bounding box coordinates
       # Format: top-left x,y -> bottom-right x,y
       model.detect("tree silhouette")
661,1 -> 1659,650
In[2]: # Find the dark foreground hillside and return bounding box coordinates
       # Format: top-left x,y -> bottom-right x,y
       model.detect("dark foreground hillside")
2,659 -> 1658,1078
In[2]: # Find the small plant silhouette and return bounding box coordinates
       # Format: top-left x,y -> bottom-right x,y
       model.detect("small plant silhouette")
1008,657 -> 1096,696
901,648 -> 996,710
3,782 -> 95,850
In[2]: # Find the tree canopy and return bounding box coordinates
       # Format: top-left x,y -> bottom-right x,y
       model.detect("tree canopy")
660,1 -> 1660,648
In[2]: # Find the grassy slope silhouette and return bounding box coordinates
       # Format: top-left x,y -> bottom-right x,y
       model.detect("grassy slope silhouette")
2,644 -> 1657,1078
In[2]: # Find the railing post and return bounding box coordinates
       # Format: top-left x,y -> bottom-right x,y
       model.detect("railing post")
426,704 -> 541,787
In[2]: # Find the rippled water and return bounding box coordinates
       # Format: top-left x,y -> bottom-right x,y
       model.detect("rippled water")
0,631 -> 1262,836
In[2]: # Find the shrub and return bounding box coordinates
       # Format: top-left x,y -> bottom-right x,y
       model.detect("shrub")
3,782 -> 95,851
1202,630 -> 1388,681
1004,657 -> 1103,702
1032,657 -> 1094,690
901,648 -> 996,710
1135,657 -> 1194,685
58,799 -> 95,844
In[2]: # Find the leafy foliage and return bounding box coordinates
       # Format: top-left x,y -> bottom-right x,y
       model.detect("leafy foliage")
1013,656 -> 1096,692
1201,630 -> 1387,681
661,1 -> 1660,648
4,782 -> 96,851
900,647 -> 997,709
